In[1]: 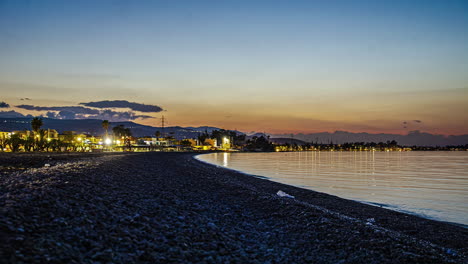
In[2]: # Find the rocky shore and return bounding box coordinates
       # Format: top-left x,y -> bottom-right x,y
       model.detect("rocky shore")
0,152 -> 466,263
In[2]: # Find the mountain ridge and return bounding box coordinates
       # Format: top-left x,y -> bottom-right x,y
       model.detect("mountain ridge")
0,118 -> 242,139
1,118 -> 467,146
271,130 -> 468,147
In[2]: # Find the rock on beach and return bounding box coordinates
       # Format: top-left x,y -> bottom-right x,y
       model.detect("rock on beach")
0,152 -> 467,263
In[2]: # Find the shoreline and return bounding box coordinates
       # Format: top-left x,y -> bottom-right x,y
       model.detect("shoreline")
191,153 -> 468,245
1,152 -> 467,263
195,151 -> 468,228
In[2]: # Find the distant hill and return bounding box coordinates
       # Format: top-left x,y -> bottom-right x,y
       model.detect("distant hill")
0,118 -> 242,139
271,130 -> 468,147
246,132 -> 269,139
3,118 -> 467,146
245,134 -> 307,145
269,138 -> 307,145
184,126 -> 223,133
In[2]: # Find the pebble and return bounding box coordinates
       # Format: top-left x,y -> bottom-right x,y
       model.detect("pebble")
0,152 -> 465,263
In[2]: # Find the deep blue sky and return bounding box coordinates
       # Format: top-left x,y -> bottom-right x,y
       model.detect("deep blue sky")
1,0 -> 467,134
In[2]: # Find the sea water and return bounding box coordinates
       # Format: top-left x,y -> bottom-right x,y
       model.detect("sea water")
197,151 -> 468,226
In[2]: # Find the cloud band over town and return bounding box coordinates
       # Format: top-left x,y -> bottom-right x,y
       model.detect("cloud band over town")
0,100 -> 162,121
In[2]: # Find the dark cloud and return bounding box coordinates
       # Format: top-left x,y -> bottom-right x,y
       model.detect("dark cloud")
58,111 -> 76,119
402,120 -> 422,127
0,110 -> 26,118
80,100 -> 163,113
85,110 -> 154,121
20,98 -> 31,101
133,114 -> 154,120
16,105 -> 100,115
46,111 -> 57,118
14,104 -> 155,121
0,101 -> 9,108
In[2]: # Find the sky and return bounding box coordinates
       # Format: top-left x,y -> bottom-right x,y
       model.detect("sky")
0,0 -> 467,135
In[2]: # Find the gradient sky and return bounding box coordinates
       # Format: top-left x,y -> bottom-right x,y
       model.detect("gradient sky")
1,0 -> 467,135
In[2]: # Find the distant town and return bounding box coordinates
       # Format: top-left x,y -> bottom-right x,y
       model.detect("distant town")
1,117 -> 467,153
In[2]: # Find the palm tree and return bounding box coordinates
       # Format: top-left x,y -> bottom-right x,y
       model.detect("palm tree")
31,117 -> 43,151
113,125 -> 133,150
31,117 -> 43,134
112,125 -> 132,138
102,120 -> 109,137
7,134 -> 24,152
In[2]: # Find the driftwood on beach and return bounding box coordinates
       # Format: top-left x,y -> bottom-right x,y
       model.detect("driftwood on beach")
0,152 -> 466,263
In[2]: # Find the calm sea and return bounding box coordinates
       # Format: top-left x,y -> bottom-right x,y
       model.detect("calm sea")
197,151 -> 468,226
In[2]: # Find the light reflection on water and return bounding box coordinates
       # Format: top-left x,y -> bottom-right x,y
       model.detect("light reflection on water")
198,151 -> 468,226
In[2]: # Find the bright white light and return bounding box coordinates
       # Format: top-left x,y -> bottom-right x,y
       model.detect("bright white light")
105,138 -> 112,145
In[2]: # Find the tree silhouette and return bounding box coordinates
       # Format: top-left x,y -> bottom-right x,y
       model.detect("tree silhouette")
31,117 -> 43,134
180,139 -> 193,147
24,137 -> 35,152
102,120 -> 109,137
0,133 -> 6,152
245,136 -> 275,152
7,134 -> 24,152
31,117 -> 44,151
197,131 -> 210,145
112,125 -> 132,138
112,125 -> 133,149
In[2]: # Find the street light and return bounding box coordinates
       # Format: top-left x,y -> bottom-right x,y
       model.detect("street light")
223,137 -> 230,150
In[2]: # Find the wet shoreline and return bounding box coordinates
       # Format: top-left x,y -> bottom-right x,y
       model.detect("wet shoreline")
0,152 -> 466,263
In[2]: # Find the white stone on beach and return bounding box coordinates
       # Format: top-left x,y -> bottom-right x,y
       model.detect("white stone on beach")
277,190 -> 295,199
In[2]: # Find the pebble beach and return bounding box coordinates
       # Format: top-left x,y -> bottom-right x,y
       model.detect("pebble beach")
0,152 -> 466,263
